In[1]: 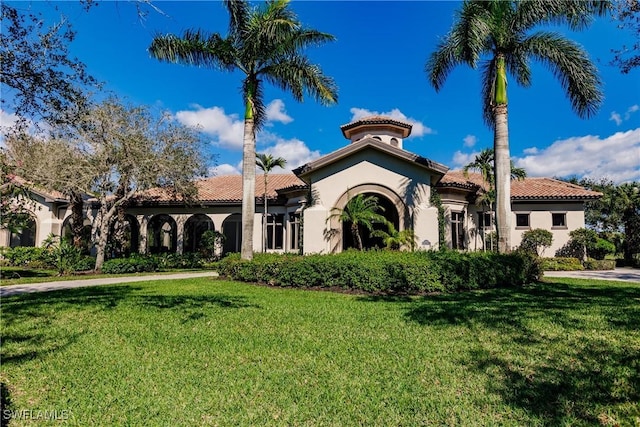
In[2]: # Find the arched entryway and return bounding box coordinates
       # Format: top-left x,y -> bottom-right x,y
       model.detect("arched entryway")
62,216 -> 93,254
184,214 -> 214,253
10,215 -> 36,247
107,215 -> 140,257
342,193 -> 400,250
330,184 -> 408,253
222,214 -> 242,255
147,214 -> 177,254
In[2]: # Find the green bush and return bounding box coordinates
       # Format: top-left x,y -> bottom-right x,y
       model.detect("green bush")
590,238 -> 616,260
154,253 -> 203,269
583,258 -> 616,270
1,246 -> 57,268
540,257 -> 584,271
101,255 -> 159,274
216,250 -> 541,293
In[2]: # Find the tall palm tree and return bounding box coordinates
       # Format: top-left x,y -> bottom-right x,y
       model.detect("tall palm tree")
328,193 -> 388,251
427,0 -> 607,253
463,148 -> 526,251
256,152 -> 286,252
149,0 -> 338,260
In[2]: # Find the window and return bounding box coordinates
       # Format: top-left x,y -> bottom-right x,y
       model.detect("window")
267,214 -> 284,250
390,138 -> 399,147
515,213 -> 530,228
289,213 -> 301,251
552,213 -> 567,228
451,212 -> 465,250
478,212 -> 492,229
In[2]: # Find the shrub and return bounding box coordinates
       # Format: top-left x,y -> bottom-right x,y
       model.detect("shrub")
217,250 -> 540,293
583,258 -> 616,270
519,229 -> 553,256
101,255 -> 159,274
154,253 -> 203,269
540,257 -> 584,271
590,238 -> 616,260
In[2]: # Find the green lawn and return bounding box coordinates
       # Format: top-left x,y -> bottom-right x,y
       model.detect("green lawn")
1,277 -> 638,426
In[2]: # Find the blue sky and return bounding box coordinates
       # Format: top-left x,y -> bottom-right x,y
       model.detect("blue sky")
4,1 -> 640,183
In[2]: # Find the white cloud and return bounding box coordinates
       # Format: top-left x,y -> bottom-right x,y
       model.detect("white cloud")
175,105 -> 244,149
349,107 -> 435,138
515,128 -> 640,184
452,150 -> 481,168
212,163 -> 241,175
265,99 -> 293,124
463,134 -> 477,148
523,147 -> 539,155
0,110 -> 20,128
260,138 -> 321,171
610,111 -> 623,126
625,104 -> 639,120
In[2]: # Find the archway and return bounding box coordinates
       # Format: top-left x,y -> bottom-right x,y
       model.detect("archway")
10,215 -> 36,247
329,184 -> 408,253
184,214 -> 214,253
108,215 -> 140,257
147,215 -> 177,254
221,214 -> 242,255
62,216 -> 93,254
342,193 -> 400,250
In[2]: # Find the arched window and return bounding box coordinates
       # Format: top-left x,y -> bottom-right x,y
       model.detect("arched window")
222,214 -> 242,254
184,214 -> 214,253
341,193 -> 399,251
10,216 -> 36,247
147,215 -> 177,254
390,138 -> 399,147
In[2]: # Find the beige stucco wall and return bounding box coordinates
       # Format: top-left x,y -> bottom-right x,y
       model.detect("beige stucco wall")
301,148 -> 437,253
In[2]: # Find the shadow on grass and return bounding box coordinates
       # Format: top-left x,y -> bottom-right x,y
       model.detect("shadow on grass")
1,382 -> 12,427
367,281 -> 640,425
1,285 -> 259,364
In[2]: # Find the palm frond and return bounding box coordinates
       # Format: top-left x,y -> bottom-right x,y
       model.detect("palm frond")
480,58 -> 496,128
149,31 -> 235,70
523,31 -> 603,118
261,56 -> 338,105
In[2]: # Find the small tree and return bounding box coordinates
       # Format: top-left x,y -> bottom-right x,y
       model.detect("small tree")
256,153 -> 286,252
7,98 -> 208,271
519,228 -> 553,256
371,225 -> 417,251
328,193 -> 388,251
199,230 -> 225,261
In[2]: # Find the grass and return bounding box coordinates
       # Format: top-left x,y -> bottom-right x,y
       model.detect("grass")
1,277 -> 639,426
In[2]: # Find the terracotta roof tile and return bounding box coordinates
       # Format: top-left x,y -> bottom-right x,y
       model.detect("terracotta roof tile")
439,171 -> 602,200
9,175 -> 68,201
137,174 -> 306,203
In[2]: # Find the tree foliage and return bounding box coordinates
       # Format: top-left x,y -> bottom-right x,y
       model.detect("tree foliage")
0,3 -> 99,129
611,0 -> 640,73
6,98 -> 208,271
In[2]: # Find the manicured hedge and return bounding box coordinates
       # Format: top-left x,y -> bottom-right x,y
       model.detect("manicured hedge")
540,257 -> 584,271
101,255 -> 159,274
583,258 -> 616,270
216,250 -> 541,293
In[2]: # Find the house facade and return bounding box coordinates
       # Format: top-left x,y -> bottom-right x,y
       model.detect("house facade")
1,116 -> 602,256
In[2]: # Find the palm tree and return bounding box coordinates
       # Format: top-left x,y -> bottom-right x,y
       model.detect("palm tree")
371,224 -> 417,251
463,148 -> 526,251
256,152 -> 286,252
328,193 -> 388,251
427,0 -> 607,253
149,0 -> 338,260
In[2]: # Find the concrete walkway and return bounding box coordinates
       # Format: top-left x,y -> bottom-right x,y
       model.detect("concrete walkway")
0,271 -> 219,297
543,267 -> 640,283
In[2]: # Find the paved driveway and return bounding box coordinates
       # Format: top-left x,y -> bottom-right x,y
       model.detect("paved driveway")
543,267 -> 640,283
0,271 -> 219,297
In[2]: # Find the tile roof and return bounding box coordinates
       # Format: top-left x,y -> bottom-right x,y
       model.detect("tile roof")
8,175 -> 68,201
340,115 -> 413,138
439,171 -> 603,200
136,174 -> 306,203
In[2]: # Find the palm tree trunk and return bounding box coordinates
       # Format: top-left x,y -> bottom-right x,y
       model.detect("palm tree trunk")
241,117 -> 256,260
494,104 -> 511,253
69,191 -> 84,249
263,172 -> 268,253
493,55 -> 511,253
352,223 -> 363,250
